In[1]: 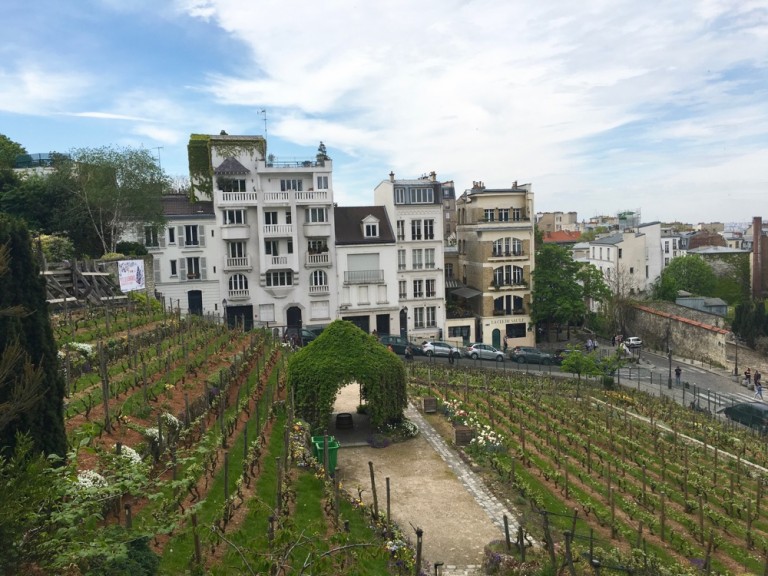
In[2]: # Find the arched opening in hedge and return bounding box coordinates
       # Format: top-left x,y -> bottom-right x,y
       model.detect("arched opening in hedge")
287,320 -> 408,432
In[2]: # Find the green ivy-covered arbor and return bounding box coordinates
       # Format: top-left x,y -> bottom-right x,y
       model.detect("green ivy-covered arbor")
287,320 -> 407,433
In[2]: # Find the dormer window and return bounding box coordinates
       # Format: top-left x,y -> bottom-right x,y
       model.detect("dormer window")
365,223 -> 379,238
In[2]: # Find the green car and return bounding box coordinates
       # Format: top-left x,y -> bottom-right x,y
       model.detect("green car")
509,346 -> 553,365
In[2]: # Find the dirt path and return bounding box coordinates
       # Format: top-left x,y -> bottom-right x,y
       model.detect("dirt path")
333,385 -> 501,571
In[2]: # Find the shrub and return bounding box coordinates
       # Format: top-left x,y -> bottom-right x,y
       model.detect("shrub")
115,241 -> 148,256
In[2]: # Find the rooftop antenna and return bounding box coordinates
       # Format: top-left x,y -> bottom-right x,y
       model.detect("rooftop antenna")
151,146 -> 163,170
259,109 -> 267,139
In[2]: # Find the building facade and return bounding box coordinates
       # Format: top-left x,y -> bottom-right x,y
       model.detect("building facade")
453,181 -> 536,349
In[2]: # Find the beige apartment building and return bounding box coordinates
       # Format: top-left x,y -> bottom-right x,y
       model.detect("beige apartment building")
448,181 -> 536,349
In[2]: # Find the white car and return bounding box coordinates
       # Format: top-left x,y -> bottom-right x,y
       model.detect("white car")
422,341 -> 461,358
625,336 -> 642,348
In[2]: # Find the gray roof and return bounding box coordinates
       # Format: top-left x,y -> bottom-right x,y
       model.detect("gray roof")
214,157 -> 250,175
688,246 -> 750,255
334,206 -> 395,245
161,195 -> 215,218
591,233 -> 624,245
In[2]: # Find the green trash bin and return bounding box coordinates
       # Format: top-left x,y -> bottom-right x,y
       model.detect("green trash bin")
311,435 -> 335,459
316,439 -> 340,474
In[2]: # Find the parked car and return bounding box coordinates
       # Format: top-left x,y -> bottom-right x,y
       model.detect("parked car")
509,346 -> 553,365
283,327 -> 319,345
624,336 -> 643,348
379,334 -> 424,356
553,348 -> 580,365
463,343 -> 505,362
721,402 -> 768,434
422,341 -> 461,358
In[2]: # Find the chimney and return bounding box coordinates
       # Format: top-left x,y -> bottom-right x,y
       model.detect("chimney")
389,171 -> 395,182
429,171 -> 436,182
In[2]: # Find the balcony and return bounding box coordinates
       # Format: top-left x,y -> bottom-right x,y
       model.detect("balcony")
221,225 -> 250,240
263,191 -> 290,204
217,190 -> 258,205
490,281 -> 528,291
263,224 -> 294,237
296,190 -> 330,203
344,270 -> 385,284
303,222 -> 331,237
224,256 -> 252,271
266,254 -> 297,269
305,252 -> 331,267
227,289 -> 250,300
490,250 -> 526,260
308,284 -> 330,295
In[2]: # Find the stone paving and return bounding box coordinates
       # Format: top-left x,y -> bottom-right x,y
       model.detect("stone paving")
404,402 -> 521,576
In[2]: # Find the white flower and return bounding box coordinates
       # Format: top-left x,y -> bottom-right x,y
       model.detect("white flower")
76,469 -> 107,488
115,444 -> 142,464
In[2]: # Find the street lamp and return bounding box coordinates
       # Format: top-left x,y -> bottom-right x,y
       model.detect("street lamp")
222,298 -> 228,327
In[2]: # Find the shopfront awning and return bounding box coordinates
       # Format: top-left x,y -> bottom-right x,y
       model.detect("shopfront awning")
451,286 -> 482,299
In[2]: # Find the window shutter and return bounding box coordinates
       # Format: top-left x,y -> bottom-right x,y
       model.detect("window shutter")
199,225 -> 206,247
179,258 -> 186,281
159,230 -> 166,248
153,259 -> 161,283
177,226 -> 185,247
200,257 -> 207,280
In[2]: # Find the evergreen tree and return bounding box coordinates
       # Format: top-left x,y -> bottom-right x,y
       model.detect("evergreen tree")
0,214 -> 66,457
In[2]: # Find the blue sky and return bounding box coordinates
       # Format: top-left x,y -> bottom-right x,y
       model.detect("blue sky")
1,0 -> 766,225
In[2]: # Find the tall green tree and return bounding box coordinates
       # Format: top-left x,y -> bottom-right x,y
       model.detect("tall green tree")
0,134 -> 25,169
652,254 -> 717,301
0,215 -> 66,457
48,146 -> 169,256
532,244 -> 585,339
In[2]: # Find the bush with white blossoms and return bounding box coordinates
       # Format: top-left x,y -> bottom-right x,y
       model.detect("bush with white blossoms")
161,412 -> 182,431
114,444 -> 143,465
470,424 -> 505,453
76,469 -> 107,489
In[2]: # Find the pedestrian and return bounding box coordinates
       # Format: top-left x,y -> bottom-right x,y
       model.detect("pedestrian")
755,370 -> 763,393
387,344 -> 394,353
448,348 -> 455,364
586,338 -> 593,353
405,345 -> 413,361
503,334 -> 508,352
674,366 -> 682,386
755,378 -> 764,400
611,335 -> 616,347
746,368 -> 753,389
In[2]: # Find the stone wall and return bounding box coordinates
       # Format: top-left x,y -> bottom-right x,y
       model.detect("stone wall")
626,302 -> 730,367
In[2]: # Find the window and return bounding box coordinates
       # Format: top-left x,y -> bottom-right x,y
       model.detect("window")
395,187 -> 406,204
364,222 -> 379,237
311,300 -> 329,319
396,220 -> 405,241
664,257 -> 670,266
308,239 -> 326,253
168,227 -> 175,244
412,249 -> 423,269
413,279 -> 423,298
498,209 -> 509,222
170,259 -> 177,276
287,238 -> 294,254
411,220 -> 422,240
223,209 -> 245,225
184,225 -> 199,246
426,306 -> 436,327
264,211 -> 278,225
512,238 -> 522,256
410,187 -> 434,203
285,210 -> 292,224
414,307 -> 425,328
144,226 -> 159,247
265,240 -> 278,255
424,219 -> 435,240
629,267 -> 634,274
305,207 -> 327,223
220,178 -> 246,192
425,248 -> 435,269
599,247 -> 603,260
398,250 -> 406,271
266,271 -> 293,286
512,266 -> 523,284
185,257 -> 201,279
484,209 -> 495,222
664,241 -> 669,254
512,208 -> 522,221
446,263 -> 454,278
316,175 -> 328,189
229,274 -> 248,291
228,242 -> 245,257
280,179 -> 303,191
426,279 -> 436,297
259,303 -> 275,322
310,270 -> 328,287
618,248 -> 623,258
399,280 -> 407,299
492,239 -> 503,257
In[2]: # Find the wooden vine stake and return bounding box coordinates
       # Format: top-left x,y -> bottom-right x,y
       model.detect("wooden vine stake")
369,461 -> 379,520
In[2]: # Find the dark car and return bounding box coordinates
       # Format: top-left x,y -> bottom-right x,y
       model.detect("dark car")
509,346 -> 553,365
721,402 -> 768,434
553,348 -> 580,365
379,334 -> 424,356
283,327 -> 319,346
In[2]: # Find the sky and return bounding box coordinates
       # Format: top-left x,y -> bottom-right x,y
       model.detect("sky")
1,0 -> 766,225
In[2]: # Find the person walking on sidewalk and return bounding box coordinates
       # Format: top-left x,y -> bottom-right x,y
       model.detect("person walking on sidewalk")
755,370 -> 763,399
675,366 -> 682,386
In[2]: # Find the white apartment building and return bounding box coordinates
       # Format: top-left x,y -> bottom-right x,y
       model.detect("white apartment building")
333,206 -> 400,334
452,181 -> 536,349
374,172 -> 446,342
156,133 -> 339,331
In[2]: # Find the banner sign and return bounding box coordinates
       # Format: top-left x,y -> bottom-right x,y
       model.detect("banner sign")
118,259 -> 146,292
